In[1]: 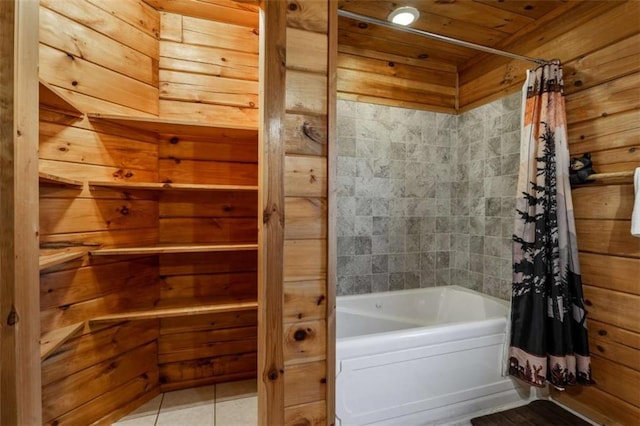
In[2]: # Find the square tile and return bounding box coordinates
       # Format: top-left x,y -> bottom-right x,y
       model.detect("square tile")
216,380 -> 257,426
113,394 -> 162,425
156,386 -> 215,426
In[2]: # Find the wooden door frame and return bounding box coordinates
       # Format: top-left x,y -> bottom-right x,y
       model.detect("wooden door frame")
257,0 -> 286,424
0,0 -> 42,423
257,0 -> 338,423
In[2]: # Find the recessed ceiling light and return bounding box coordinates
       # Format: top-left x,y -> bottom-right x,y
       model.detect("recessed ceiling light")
387,6 -> 420,26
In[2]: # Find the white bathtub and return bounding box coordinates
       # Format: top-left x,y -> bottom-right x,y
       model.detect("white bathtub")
336,285 -> 529,425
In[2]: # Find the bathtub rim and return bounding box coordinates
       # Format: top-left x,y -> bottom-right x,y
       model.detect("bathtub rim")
337,285 -> 510,345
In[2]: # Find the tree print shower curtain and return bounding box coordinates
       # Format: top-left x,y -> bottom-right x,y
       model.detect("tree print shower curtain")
509,60 -> 593,389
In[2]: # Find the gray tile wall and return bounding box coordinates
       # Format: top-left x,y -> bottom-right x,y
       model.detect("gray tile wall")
451,92 -> 521,300
336,93 -> 521,299
336,100 -> 455,296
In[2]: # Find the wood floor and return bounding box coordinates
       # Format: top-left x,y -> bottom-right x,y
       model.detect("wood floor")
471,400 -> 591,426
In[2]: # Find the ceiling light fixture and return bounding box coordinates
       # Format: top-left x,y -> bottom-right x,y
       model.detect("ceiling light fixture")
387,6 -> 420,26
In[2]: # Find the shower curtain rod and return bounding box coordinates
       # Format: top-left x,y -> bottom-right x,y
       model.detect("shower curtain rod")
338,9 -> 549,66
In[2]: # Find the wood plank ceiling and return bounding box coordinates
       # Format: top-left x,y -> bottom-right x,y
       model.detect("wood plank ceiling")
336,0 -> 576,111
338,0 -> 569,67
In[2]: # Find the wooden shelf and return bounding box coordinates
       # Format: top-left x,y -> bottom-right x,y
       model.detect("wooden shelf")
88,181 -> 258,192
39,80 -> 84,118
90,243 -> 258,256
40,322 -> 84,360
39,172 -> 83,188
90,298 -> 258,323
86,113 -> 258,138
585,171 -> 635,182
39,249 -> 88,271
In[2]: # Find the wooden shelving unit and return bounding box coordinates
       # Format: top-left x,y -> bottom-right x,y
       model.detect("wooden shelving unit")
86,113 -> 258,138
90,243 -> 258,256
39,80 -> 84,118
90,298 -> 258,323
40,322 -> 85,360
39,172 -> 83,188
39,249 -> 88,271
88,181 -> 258,192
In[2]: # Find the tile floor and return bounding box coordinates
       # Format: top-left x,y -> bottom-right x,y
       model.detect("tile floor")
114,379 -> 257,426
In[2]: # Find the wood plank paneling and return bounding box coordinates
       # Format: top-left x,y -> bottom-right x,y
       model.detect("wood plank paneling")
575,219 -> 640,258
41,320 -> 159,386
552,385 -> 640,426
281,0 -> 332,421
579,252 -> 640,295
284,319 -> 327,366
147,0 -> 258,27
40,44 -> 159,115
160,310 -> 257,335
283,361 -> 326,407
568,110 -> 640,148
159,70 -> 258,109
459,1 -> 637,109
40,280 -> 159,333
285,197 -> 327,239
583,285 -> 640,333
40,7 -> 157,86
283,280 -> 327,323
285,113 -> 328,156
565,72 -> 640,125
284,239 -> 327,282
41,0 -> 159,58
590,355 -> 640,407
40,198 -> 159,235
160,191 -> 257,218
572,184 -> 635,221
40,258 -> 158,310
564,34 -> 640,95
46,371 -> 159,426
259,0 -> 287,423
286,0 -> 328,34
286,70 -> 328,115
284,155 -> 327,198
1,0 -> 41,423
159,41 -> 259,81
287,28 -> 328,73
158,352 -> 257,384
159,217 -> 257,243
40,121 -> 159,170
159,134 -> 258,163
159,99 -> 258,128
158,158 -> 258,185
161,272 -> 256,300
42,342 -> 158,422
284,400 -> 327,426
182,15 -> 258,53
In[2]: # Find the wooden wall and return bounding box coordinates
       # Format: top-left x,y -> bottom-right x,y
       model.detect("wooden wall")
458,1 -> 639,424
0,0 -> 41,424
283,0 -> 333,419
337,48 -> 457,113
155,3 -> 260,392
258,0 -> 335,424
156,3 -> 259,127
39,1 -> 162,423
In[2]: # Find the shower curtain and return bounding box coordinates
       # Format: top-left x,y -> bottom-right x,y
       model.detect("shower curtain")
509,60 -> 593,389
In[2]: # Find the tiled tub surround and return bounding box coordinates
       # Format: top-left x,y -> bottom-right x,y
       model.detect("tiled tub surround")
451,92 -> 521,299
336,100 -> 456,296
336,93 -> 521,299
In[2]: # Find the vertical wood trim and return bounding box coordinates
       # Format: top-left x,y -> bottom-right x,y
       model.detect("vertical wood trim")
326,0 -> 338,424
0,0 -> 41,424
258,0 -> 286,424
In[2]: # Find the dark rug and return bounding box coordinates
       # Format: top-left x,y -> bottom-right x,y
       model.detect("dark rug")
470,400 -> 591,425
